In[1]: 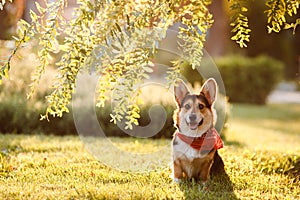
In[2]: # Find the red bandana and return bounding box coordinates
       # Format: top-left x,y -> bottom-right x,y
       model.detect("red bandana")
176,128 -> 223,151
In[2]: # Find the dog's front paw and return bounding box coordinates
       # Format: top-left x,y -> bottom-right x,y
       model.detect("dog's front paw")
173,177 -> 182,183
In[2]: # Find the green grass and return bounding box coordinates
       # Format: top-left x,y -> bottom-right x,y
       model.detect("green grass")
1,104 -> 300,199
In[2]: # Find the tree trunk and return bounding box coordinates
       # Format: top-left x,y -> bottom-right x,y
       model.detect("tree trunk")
0,0 -> 26,40
205,0 -> 230,57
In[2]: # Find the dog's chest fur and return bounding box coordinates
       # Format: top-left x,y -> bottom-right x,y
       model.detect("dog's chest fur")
173,135 -> 207,160
172,135 -> 215,178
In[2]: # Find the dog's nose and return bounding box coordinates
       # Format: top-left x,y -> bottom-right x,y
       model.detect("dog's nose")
189,114 -> 197,122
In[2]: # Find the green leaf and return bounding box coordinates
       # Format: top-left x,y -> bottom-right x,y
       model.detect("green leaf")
143,66 -> 153,73
241,7 -> 248,12
35,2 -> 43,14
30,10 -> 38,21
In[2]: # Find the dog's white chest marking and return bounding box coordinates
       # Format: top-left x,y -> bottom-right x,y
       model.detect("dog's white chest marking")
173,139 -> 207,161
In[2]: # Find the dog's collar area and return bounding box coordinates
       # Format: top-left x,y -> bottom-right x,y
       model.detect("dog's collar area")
176,128 -> 223,151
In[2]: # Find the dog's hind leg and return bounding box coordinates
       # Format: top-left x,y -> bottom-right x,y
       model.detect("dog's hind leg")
198,159 -> 214,183
210,151 -> 225,175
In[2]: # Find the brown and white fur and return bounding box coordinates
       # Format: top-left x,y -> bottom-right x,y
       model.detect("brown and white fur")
172,78 -> 225,183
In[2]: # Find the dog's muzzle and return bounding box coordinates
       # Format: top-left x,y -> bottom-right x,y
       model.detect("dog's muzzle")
186,115 -> 204,130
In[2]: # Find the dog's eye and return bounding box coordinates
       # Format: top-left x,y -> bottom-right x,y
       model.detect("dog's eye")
198,104 -> 204,110
184,104 -> 191,110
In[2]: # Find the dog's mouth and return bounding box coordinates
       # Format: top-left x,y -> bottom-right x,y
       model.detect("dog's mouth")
187,119 -> 204,130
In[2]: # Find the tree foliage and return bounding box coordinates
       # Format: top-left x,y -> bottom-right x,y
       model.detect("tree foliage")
228,0 -> 251,47
265,0 -> 300,34
0,0 -> 299,128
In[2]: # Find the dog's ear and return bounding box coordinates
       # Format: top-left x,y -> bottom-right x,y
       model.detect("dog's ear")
174,80 -> 190,107
200,78 -> 217,105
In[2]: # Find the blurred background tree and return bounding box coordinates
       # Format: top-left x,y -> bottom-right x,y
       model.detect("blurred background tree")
244,0 -> 300,79
206,0 -> 299,79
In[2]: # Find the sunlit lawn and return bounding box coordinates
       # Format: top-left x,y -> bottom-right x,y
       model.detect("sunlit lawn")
0,104 -> 300,199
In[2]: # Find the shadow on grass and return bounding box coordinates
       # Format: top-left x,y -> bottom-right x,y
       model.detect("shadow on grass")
285,163 -> 300,183
179,172 -> 239,200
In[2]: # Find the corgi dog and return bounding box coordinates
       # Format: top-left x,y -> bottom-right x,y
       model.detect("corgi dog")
172,78 -> 225,183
